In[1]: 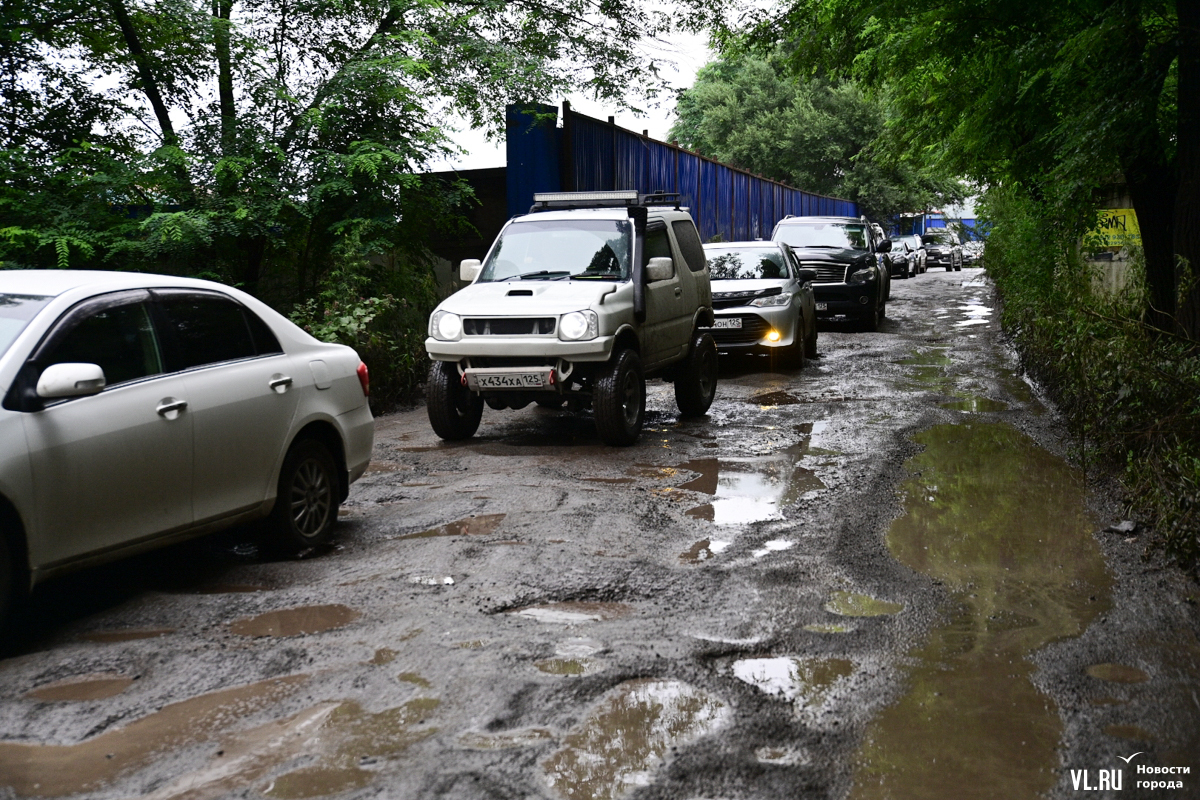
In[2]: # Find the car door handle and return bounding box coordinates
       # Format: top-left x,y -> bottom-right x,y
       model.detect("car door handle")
156,398 -> 188,417
674,287 -> 682,297
269,375 -> 293,392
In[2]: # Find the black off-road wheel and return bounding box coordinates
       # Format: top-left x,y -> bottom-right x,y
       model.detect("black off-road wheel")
804,319 -> 819,359
675,332 -> 719,414
427,360 -> 483,440
269,439 -> 339,554
860,301 -> 882,332
594,349 -> 646,446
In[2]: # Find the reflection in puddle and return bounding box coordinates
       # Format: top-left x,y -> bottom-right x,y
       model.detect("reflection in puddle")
850,423 -> 1112,799
941,395 -> 1008,412
1086,663 -> 1149,683
459,727 -> 555,750
732,657 -> 853,709
543,679 -> 730,800
82,628 -> 174,643
536,658 -> 600,676
511,602 -> 633,625
804,623 -> 855,634
752,539 -> 794,558
26,674 -> 134,702
397,513 -> 506,539
679,538 -> 731,563
747,390 -> 801,406
0,675 -> 307,796
677,457 -> 824,525
230,604 -> 360,637
825,591 -> 903,617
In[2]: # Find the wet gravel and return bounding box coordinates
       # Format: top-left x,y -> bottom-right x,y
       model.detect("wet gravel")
1,267 -> 1198,800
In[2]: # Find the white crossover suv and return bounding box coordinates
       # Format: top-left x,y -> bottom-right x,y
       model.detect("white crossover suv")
0,271 -> 374,623
425,191 -> 718,446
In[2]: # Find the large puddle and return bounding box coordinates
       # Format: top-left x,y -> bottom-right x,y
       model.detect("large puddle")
850,423 -> 1112,799
732,656 -> 854,711
676,457 -> 825,525
542,679 -> 730,800
26,674 -> 134,702
230,604 -> 360,637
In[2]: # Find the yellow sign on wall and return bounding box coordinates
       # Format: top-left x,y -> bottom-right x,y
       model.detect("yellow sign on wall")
1090,208 -> 1141,248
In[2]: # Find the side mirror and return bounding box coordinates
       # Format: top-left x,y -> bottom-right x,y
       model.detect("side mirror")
878,239 -> 893,253
646,257 -> 674,282
796,268 -> 818,284
460,259 -> 482,283
37,363 -> 106,399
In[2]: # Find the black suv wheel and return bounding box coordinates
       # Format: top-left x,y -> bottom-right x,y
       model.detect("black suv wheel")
427,360 -> 484,440
675,332 -> 719,413
594,349 -> 645,445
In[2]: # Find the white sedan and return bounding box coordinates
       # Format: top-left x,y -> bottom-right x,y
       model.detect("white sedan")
0,271 -> 373,622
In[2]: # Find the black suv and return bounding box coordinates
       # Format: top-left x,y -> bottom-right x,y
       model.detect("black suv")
771,216 -> 892,332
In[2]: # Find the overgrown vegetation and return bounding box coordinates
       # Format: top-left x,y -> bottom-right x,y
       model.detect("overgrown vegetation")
983,188 -> 1200,570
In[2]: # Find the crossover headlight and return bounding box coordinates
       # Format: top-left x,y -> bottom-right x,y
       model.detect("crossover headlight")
848,267 -> 876,284
749,293 -> 791,308
559,310 -> 599,341
430,310 -> 462,341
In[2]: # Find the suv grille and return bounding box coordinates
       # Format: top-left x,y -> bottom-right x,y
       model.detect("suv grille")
464,317 -> 556,336
703,315 -> 771,346
799,262 -> 848,283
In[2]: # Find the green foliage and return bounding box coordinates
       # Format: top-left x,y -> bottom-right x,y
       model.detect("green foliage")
983,186 -> 1200,571
670,51 -> 963,220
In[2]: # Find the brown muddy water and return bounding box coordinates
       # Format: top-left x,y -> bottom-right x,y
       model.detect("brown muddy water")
850,423 -> 1111,800
397,513 -> 506,539
25,674 -> 134,702
229,604 -> 360,638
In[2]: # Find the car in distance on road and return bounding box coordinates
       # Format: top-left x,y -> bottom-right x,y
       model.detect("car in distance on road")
0,270 -> 374,624
963,240 -> 984,267
894,234 -> 927,275
771,215 -> 891,331
701,241 -> 818,368
922,231 -> 963,271
425,191 -> 718,447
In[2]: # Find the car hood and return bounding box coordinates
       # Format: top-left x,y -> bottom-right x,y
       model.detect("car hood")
436,280 -> 623,316
786,247 -> 870,263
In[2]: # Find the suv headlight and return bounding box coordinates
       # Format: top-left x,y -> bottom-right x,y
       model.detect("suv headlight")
559,310 -> 599,341
430,310 -> 462,341
848,267 -> 875,284
749,293 -> 791,308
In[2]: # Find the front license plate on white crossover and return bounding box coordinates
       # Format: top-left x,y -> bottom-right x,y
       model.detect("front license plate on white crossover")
472,372 -> 549,389
815,303 -> 828,311
711,318 -> 742,329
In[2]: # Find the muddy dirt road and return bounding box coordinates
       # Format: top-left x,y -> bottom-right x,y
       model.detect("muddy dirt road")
2,267 -> 1199,800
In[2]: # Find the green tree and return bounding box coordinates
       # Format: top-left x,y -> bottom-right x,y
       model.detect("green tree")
739,0 -> 1198,337
669,51 -> 963,221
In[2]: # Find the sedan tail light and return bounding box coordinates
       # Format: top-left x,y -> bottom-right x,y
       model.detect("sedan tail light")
356,362 -> 370,397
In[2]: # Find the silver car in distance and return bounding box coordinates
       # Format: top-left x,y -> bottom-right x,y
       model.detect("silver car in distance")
0,271 -> 374,625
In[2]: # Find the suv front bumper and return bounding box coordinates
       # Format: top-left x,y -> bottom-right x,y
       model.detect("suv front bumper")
425,335 -> 615,363
812,282 -> 878,320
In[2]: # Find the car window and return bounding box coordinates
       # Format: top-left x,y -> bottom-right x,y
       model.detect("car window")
244,308 -> 283,355
42,301 -> 163,386
644,227 -> 673,271
0,293 -> 52,358
670,220 -> 708,272
478,219 -> 633,281
157,293 -> 259,370
775,222 -> 867,250
704,247 -> 789,280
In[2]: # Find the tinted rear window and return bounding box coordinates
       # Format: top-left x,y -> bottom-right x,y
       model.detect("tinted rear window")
158,293 -> 258,370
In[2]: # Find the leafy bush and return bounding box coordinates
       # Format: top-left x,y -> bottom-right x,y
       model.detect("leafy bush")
982,187 -> 1200,571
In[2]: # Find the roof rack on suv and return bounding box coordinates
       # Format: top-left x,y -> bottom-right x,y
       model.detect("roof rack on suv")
530,190 -> 682,213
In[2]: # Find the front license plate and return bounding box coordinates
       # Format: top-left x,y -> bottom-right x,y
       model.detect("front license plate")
815,302 -> 828,311
711,317 -> 742,329
473,372 -> 549,389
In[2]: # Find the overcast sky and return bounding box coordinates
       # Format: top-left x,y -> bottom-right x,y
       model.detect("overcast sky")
427,29 -> 713,172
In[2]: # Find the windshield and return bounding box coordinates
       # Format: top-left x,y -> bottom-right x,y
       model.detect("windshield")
922,233 -> 957,246
705,247 -> 790,280
0,293 -> 52,357
775,222 -> 868,250
478,219 -> 633,282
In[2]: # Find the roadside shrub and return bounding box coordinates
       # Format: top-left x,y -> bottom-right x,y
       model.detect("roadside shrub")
982,188 -> 1200,572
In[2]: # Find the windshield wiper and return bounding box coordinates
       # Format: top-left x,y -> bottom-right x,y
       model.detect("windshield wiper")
510,270 -> 570,280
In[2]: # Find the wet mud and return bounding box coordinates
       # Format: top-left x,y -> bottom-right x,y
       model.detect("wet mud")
230,604 -> 360,637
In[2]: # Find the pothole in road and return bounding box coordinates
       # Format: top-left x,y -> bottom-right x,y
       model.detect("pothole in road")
230,604 -> 360,638
850,422 -> 1112,799
747,390 -> 802,406
542,678 -> 731,800
536,658 -> 602,676
676,457 -> 825,525
755,746 -> 810,765
731,656 -> 854,710
0,675 -> 307,796
824,591 -> 903,617
510,602 -> 634,625
679,538 -> 732,563
941,395 -> 1008,412
25,673 -> 134,702
804,623 -> 856,634
1086,663 -> 1149,683
396,513 -> 506,539
459,727 -> 555,750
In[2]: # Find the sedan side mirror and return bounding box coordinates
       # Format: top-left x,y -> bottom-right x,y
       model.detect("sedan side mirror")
37,362 -> 106,399
878,239 -> 893,253
646,257 -> 674,282
460,259 -> 482,283
796,268 -> 818,284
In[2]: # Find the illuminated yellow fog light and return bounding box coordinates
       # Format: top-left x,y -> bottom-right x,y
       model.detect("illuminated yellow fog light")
766,330 -> 781,342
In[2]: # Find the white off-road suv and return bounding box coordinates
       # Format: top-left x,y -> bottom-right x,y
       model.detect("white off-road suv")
425,191 -> 718,446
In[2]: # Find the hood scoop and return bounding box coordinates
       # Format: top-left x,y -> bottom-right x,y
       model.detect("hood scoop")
507,289 -> 534,296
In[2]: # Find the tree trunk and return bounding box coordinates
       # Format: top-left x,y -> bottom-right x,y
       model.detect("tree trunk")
1124,152 -> 1178,333
213,0 -> 235,158
104,0 -> 177,146
1174,0 -> 1200,340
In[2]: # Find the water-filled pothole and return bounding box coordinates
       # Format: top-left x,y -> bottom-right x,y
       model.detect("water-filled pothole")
824,591 -> 903,617
850,422 -> 1112,799
941,395 -> 1008,413
677,457 -> 824,524
679,538 -> 731,563
747,390 -> 802,406
542,678 -> 730,800
26,674 -> 134,702
397,513 -> 506,539
510,602 -> 633,625
230,604 -> 360,637
732,656 -> 853,710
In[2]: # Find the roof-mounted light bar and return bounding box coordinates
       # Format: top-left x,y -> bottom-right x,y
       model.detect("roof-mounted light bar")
533,191 -> 639,203
529,190 -> 683,213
